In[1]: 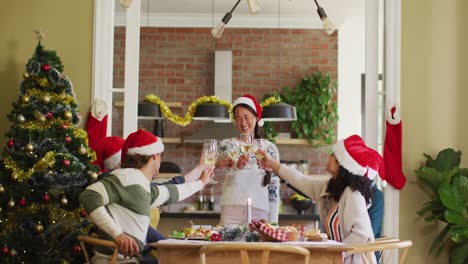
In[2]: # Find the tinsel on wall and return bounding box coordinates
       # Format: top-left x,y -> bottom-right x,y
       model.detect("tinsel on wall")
0,32 -> 99,264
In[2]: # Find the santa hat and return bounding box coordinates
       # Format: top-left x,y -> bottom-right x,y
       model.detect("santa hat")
232,94 -> 264,127
121,129 -> 164,163
96,136 -> 125,172
333,134 -> 386,185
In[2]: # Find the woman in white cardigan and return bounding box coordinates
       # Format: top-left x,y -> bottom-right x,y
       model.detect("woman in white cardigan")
257,134 -> 381,264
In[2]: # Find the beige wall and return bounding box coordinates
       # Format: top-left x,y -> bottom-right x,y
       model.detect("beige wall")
401,0 -> 468,263
0,1 -> 94,149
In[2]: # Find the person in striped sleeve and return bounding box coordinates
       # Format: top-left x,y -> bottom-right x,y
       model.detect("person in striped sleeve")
257,134 -> 381,264
79,129 -> 214,262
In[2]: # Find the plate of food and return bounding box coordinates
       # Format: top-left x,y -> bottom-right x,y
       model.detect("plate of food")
303,229 -> 328,242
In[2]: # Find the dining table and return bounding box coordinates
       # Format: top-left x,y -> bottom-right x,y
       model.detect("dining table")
150,239 -> 354,264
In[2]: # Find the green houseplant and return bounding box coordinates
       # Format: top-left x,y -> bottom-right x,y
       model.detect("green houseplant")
282,72 -> 338,147
415,148 -> 468,264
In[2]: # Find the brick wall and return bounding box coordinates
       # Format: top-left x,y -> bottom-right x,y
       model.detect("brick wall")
113,27 -> 337,210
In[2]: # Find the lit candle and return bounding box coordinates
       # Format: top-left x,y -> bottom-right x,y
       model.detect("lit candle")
246,197 -> 252,224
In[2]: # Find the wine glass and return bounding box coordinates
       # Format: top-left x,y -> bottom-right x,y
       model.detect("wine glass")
239,133 -> 253,155
226,139 -> 240,161
202,139 -> 218,184
254,138 -> 265,160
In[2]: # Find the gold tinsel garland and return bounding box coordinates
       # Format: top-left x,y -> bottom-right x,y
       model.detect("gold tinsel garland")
14,120 -> 96,161
27,88 -> 75,106
145,94 -> 233,127
144,94 -> 281,126
2,204 -> 89,234
4,151 -> 56,182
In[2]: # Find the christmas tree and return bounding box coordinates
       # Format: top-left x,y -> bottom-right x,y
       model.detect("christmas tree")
0,31 -> 99,263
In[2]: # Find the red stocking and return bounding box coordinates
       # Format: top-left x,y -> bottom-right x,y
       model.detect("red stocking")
383,105 -> 406,189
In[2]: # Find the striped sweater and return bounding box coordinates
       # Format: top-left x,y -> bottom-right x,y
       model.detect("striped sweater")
79,168 -> 203,252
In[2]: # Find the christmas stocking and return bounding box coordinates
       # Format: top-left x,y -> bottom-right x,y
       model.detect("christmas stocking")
86,99 -> 108,153
383,105 -> 406,189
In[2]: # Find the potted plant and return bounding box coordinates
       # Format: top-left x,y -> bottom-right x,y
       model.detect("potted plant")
415,148 -> 468,264
262,72 -> 338,147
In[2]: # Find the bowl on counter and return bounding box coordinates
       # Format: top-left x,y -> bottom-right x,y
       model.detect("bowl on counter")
291,198 -> 312,215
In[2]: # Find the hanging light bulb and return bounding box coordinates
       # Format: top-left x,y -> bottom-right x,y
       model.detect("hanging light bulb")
313,0 -> 336,35
211,0 -> 241,39
246,0 -> 262,15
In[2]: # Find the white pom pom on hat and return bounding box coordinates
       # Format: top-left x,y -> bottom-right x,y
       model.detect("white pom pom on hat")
232,94 -> 264,127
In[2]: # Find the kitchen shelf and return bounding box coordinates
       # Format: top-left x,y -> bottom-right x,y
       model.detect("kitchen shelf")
162,137 -> 182,144
114,101 -> 182,108
160,212 -> 320,221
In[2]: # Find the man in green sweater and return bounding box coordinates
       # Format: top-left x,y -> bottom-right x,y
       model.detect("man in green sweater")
79,129 -> 214,261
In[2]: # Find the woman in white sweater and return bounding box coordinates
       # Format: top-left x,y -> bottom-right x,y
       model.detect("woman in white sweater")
257,134 -> 380,264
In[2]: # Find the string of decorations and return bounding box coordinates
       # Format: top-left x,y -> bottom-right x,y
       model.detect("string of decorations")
144,94 -> 281,127
4,151 -> 56,182
26,88 -> 75,106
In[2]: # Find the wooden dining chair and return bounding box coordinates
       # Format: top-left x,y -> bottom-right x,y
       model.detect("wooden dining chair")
199,242 -> 310,264
347,238 -> 413,264
77,235 -> 138,264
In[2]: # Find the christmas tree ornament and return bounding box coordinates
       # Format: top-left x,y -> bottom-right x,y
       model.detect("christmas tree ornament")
65,135 -> 72,144
25,143 -> 34,152
35,222 -> 44,233
17,114 -> 25,123
7,139 -> 14,148
61,196 -> 68,206
73,244 -> 81,253
41,64 -> 51,72
78,145 -> 87,155
89,172 -> 98,181
63,159 -> 70,167
8,248 -> 17,257
80,209 -> 88,218
23,71 -> 29,79
2,245 -> 8,255
64,111 -> 72,120
21,95 -> 30,104
42,192 -> 51,203
46,112 -> 53,119
61,124 -> 69,130
8,199 -> 15,208
42,94 -> 51,103
11,174 -> 18,181
19,197 -> 26,207
0,184 -> 5,193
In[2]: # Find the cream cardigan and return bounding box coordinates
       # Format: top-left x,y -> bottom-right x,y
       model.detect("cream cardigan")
277,164 -> 375,264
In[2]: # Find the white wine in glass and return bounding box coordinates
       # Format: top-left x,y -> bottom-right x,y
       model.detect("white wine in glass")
202,139 -> 218,184
239,133 -> 253,155
254,139 -> 264,159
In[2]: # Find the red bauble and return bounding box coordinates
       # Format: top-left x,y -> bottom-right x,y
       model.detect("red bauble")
42,64 -> 51,71
63,159 -> 70,167
46,112 -> 53,119
61,124 -> 69,130
73,245 -> 82,253
19,197 -> 26,207
65,135 -> 72,144
80,209 -> 88,218
2,245 -> 8,255
7,139 -> 14,148
42,193 -> 51,203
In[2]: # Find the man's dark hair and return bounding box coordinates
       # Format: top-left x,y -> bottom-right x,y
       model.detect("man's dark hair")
120,154 -> 152,169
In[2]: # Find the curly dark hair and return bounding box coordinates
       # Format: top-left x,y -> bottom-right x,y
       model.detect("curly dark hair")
120,154 -> 152,169
325,166 -> 372,205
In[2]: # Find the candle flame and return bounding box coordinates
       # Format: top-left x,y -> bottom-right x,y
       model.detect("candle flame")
247,197 -> 252,205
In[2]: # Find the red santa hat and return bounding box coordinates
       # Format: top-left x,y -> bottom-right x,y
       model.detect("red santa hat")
96,136 -> 125,172
333,134 -> 386,185
121,129 -> 164,163
232,94 -> 264,127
